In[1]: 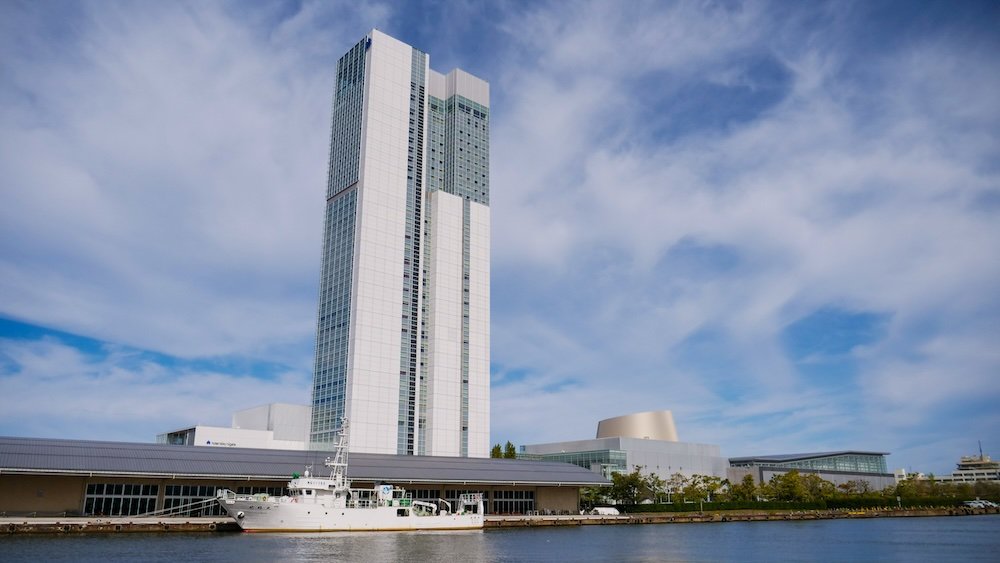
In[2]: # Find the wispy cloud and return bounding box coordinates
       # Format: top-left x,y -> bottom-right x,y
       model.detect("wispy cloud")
0,334 -> 310,441
487,1 -> 1000,472
1,0 -> 997,473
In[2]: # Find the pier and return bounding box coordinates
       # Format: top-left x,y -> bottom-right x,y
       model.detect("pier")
3,506 -> 996,533
485,506 -> 999,528
1,516 -> 238,534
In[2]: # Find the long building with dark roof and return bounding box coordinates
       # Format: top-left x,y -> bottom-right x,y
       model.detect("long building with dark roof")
0,436 -> 607,517
728,450 -> 894,490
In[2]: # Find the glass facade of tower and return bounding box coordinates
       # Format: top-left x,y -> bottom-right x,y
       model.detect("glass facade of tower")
311,36 -> 367,445
310,31 -> 490,457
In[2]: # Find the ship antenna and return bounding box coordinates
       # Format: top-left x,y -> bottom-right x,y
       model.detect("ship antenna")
980,440 -> 984,460
324,417 -> 350,487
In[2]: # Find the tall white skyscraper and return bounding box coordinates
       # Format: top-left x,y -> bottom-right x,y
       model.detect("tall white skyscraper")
310,30 -> 490,458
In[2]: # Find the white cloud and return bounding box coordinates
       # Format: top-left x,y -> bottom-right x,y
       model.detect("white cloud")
0,336 -> 310,441
0,2 -> 389,359
0,1 -> 997,474
486,1 -> 1000,472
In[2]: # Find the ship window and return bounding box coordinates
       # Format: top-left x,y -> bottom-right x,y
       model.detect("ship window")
397,509 -> 408,517
305,490 -> 313,495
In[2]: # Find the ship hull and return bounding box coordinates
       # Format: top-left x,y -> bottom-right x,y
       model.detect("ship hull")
219,498 -> 484,532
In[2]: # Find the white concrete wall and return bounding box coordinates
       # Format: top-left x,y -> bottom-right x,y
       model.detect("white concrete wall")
268,404 -> 311,442
619,437 -> 727,480
466,201 -> 490,457
190,426 -> 308,450
232,405 -> 270,431
427,69 -> 446,100
232,404 -> 310,442
427,68 -> 488,106
425,190 -> 464,456
347,29 -> 412,454
446,68 -> 489,106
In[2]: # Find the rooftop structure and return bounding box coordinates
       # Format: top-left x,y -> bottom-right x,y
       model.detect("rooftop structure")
596,410 -> 678,441
157,403 -> 310,450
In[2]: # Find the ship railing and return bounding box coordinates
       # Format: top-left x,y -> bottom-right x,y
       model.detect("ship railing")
216,489 -> 272,503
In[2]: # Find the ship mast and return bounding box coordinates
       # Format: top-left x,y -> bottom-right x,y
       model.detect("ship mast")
324,417 -> 350,488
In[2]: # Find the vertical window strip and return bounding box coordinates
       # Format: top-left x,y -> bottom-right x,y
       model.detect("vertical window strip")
460,198 -> 471,457
310,188 -> 358,445
397,49 -> 427,455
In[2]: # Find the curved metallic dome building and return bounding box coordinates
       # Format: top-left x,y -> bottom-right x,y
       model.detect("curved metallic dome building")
596,411 -> 678,442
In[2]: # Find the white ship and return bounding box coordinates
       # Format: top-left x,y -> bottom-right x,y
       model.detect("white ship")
216,420 -> 484,532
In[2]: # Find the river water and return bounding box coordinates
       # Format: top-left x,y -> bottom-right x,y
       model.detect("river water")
2,515 -> 998,562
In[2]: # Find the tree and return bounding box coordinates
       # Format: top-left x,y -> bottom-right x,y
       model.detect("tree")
644,471 -> 666,503
769,470 -> 808,501
702,476 -> 725,502
609,468 -> 646,505
973,480 -> 1000,499
579,486 -> 607,510
666,472 -> 689,503
681,474 -> 706,504
729,474 -> 758,502
801,474 -> 836,501
490,443 -> 502,458
503,441 -> 517,459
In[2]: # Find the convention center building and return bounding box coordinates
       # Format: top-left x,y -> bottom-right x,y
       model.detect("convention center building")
0,436 -> 607,517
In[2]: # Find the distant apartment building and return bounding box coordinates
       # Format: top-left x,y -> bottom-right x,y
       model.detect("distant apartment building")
933,451 -> 1000,484
310,30 -> 490,457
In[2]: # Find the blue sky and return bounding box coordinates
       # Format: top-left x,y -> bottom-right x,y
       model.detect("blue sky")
2,0 -> 998,476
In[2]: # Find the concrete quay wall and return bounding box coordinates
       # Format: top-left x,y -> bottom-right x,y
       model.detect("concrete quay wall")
485,506 -> 999,528
2,516 -> 238,534
3,507 -> 996,533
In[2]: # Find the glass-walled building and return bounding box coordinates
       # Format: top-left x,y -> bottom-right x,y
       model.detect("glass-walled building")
519,449 -> 629,479
311,30 -> 490,458
728,451 -> 894,490
729,451 -> 888,474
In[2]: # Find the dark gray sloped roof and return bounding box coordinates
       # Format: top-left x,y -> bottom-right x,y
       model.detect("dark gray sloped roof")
0,436 -> 608,486
728,451 -> 889,464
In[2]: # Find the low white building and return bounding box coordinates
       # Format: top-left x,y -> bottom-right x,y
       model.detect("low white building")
157,403 -> 310,450
933,452 -> 1000,484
